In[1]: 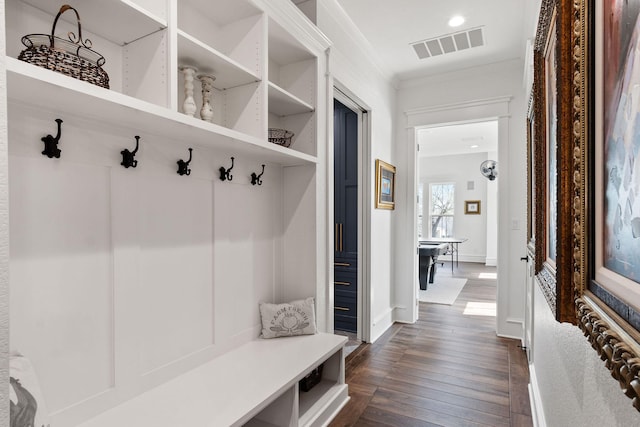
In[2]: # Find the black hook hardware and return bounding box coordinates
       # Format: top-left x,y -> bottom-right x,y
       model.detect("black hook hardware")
177,148 -> 193,176
251,164 -> 265,186
219,157 -> 235,181
41,118 -> 63,158
121,135 -> 140,168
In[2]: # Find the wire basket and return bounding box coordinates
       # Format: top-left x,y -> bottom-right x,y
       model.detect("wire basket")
18,5 -> 110,89
268,128 -> 294,148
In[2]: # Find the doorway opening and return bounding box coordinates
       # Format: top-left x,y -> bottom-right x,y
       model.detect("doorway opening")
333,87 -> 370,350
416,119 -> 499,320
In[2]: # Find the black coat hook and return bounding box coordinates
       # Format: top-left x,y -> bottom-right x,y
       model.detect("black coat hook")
177,148 -> 193,176
41,118 -> 63,158
219,157 -> 235,181
251,164 -> 265,186
121,135 -> 140,168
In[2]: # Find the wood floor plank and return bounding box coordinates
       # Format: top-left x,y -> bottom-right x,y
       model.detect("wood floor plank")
368,394 -> 495,427
379,377 -> 511,418
393,359 -> 510,394
330,262 -> 533,427
357,407 -> 440,427
374,387 -> 511,427
389,365 -> 510,405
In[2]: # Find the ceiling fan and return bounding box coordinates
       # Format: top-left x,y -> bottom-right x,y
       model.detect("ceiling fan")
480,160 -> 498,181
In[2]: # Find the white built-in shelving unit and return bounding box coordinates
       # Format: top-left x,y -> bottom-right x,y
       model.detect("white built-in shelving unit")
3,0 -> 337,425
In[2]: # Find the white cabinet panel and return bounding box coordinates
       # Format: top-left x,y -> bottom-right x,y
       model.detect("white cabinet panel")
138,174 -> 214,373
213,180 -> 279,340
9,157 -> 114,412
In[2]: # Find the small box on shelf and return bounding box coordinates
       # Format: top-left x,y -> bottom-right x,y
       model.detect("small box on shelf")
299,363 -> 323,392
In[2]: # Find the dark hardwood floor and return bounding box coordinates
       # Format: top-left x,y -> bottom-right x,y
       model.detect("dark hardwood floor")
330,262 -> 533,427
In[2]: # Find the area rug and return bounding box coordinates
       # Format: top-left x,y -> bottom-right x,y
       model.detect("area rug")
418,277 -> 468,305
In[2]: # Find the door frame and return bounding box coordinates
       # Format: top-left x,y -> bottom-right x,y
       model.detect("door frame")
332,84 -> 371,342
405,96 -> 515,337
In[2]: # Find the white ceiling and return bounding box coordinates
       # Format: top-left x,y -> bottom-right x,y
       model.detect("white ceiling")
418,121 -> 497,158
335,0 -> 534,81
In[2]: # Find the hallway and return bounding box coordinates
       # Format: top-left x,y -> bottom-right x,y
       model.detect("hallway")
330,263 -> 532,426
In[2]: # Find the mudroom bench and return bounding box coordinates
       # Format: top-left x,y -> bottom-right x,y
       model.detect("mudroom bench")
77,333 -> 349,427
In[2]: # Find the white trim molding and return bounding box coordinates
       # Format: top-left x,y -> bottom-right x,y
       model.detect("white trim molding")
405,96 -> 513,118
370,307 -> 394,343
403,95 -> 518,341
528,364 -> 547,427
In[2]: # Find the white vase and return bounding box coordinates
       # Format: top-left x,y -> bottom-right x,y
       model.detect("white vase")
179,65 -> 198,117
198,74 -> 216,122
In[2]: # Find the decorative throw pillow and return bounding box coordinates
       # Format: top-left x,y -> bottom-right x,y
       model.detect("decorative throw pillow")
260,297 -> 317,338
10,353 -> 51,427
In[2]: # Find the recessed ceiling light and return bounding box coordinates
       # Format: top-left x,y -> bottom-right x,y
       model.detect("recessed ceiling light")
448,15 -> 465,27
470,144 -> 479,148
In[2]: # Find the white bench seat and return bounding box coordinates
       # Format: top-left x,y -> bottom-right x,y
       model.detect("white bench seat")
77,333 -> 349,427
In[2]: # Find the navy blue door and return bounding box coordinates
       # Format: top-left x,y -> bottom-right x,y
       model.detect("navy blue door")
334,99 -> 358,333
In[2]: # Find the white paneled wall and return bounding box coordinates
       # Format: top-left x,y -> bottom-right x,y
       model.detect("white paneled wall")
10,156 -> 114,412
7,109 -> 284,420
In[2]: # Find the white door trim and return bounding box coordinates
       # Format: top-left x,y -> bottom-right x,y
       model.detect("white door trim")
405,96 -> 513,335
333,84 -> 371,343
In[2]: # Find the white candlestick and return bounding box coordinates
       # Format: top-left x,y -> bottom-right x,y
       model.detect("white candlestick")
179,65 -> 198,117
198,74 -> 216,122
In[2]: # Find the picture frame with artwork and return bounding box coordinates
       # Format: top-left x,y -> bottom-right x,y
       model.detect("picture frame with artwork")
571,0 -> 640,412
375,159 -> 395,210
532,0 -> 562,319
464,200 -> 481,215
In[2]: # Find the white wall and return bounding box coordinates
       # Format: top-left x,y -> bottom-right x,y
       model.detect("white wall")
316,0 -> 397,342
419,151 -> 490,263
395,58 -> 528,338
530,285 -> 640,426
0,1 -> 9,426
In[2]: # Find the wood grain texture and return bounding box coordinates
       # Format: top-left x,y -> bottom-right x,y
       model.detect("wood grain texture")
330,263 -> 533,426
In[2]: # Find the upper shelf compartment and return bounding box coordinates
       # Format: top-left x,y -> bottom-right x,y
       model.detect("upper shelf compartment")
268,17 -> 317,110
268,82 -> 314,116
177,31 -> 260,90
6,0 -> 170,108
177,0 -> 263,80
18,0 -> 167,45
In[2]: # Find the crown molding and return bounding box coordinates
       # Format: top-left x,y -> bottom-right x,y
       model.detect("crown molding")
318,0 -> 397,87
251,0 -> 332,54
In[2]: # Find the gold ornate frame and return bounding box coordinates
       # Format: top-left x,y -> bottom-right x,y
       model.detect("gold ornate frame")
532,0 -> 576,322
571,0 -> 640,412
375,159 -> 395,210
531,0 -> 640,412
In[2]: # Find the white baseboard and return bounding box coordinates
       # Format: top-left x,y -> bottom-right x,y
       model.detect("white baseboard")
497,318 -> 523,341
392,305 -> 416,324
485,257 -> 497,266
370,308 -> 394,343
454,254 -> 486,263
528,364 -> 547,427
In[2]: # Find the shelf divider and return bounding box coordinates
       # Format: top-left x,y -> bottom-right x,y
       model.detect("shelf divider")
268,81 -> 314,116
177,30 -> 261,90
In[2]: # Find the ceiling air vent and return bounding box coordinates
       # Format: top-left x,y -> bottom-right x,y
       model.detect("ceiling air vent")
411,27 -> 484,60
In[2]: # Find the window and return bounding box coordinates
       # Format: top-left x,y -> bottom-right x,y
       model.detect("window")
429,183 -> 455,238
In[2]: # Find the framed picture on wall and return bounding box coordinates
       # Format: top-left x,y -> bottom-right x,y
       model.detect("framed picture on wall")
464,200 -> 481,214
544,5 -> 558,269
531,0 -> 572,321
591,0 -> 640,321
571,0 -> 640,413
375,159 -> 395,210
